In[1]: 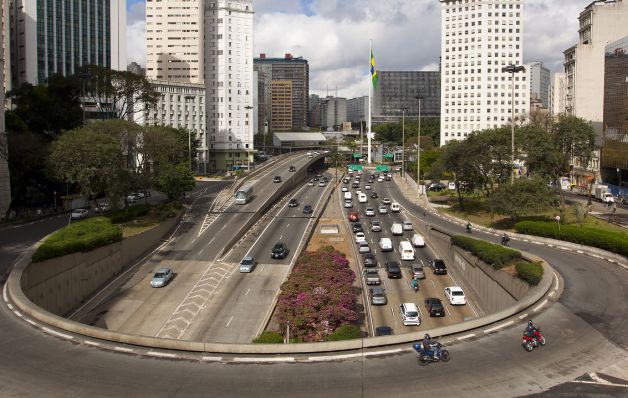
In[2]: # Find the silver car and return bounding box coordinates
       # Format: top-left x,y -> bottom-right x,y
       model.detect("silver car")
150,268 -> 173,288
358,242 -> 371,253
378,205 -> 388,214
369,287 -> 388,305
239,256 -> 257,273
409,263 -> 426,279
371,221 -> 382,232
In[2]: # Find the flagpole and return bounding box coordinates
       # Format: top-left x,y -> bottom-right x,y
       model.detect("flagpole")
368,39 -> 372,165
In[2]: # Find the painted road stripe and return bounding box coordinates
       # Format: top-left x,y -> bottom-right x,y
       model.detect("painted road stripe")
113,346 -> 134,353
26,319 -> 37,326
363,349 -> 404,357
577,250 -> 584,254
484,320 -> 514,333
42,327 -> 73,340
84,341 -> 101,347
309,353 -> 363,361
457,334 -> 476,341
234,357 -> 295,363
202,356 -> 223,362
14,310 -> 22,318
147,351 -> 178,359
533,299 -> 548,312
518,313 -> 529,320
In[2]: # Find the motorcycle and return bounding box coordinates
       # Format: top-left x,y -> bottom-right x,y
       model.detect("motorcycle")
466,224 -> 472,234
415,342 -> 451,366
522,329 -> 546,352
501,236 -> 510,247
411,279 -> 419,293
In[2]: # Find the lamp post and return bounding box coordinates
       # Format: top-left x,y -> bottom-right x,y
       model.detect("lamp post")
185,96 -> 196,171
245,105 -> 254,171
415,94 -> 423,196
402,108 -> 407,186
502,64 -> 526,184
360,114 -> 364,162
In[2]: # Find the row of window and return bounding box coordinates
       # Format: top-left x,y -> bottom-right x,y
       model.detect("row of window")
444,3 -> 521,13
445,11 -> 520,21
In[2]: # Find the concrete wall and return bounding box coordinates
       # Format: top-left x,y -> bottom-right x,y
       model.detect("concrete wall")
22,213 -> 181,316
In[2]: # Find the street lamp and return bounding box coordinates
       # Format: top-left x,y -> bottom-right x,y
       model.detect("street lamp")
415,94 -> 423,195
402,107 -> 407,186
245,105 -> 254,171
360,114 -> 364,162
184,96 -> 196,171
502,64 -> 526,184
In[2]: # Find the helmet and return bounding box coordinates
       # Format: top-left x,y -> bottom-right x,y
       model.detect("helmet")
528,320 -> 533,327
414,343 -> 421,350
424,334 -> 430,340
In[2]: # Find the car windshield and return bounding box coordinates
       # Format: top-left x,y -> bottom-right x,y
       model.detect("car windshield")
154,272 -> 166,278
406,311 -> 419,317
452,291 -> 464,296
241,259 -> 252,265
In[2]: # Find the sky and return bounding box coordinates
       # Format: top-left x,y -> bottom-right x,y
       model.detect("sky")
126,0 -> 594,98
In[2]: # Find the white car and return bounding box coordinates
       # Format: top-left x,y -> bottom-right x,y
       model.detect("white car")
365,185 -> 372,190
355,232 -> 366,244
444,287 -> 467,305
411,233 -> 425,247
358,242 -> 371,253
391,202 -> 401,213
403,220 -> 413,231
382,198 -> 391,205
342,186 -> 348,192
378,177 -> 384,182
365,207 -> 375,216
344,200 -> 353,208
70,208 -> 89,219
355,189 -> 362,195
308,181 -> 315,187
378,205 -> 388,214
379,237 -> 393,252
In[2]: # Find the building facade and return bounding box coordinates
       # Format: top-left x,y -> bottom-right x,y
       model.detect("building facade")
127,61 -> 146,77
308,94 -> 322,128
320,96 -> 347,131
347,96 -> 368,127
9,0 -> 126,87
549,72 -> 567,116
270,80 -> 292,131
204,0 -> 254,172
373,71 -> 440,124
527,61 -> 550,109
145,0 -> 203,83
0,2 -> 10,218
440,0 -> 528,146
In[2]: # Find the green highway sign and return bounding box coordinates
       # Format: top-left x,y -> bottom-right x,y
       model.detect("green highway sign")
383,153 -> 394,159
376,165 -> 390,172
348,164 -> 363,171
352,153 -> 362,159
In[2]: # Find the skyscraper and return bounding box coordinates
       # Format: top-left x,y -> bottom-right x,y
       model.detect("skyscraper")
373,71 -> 440,124
0,2 -> 10,218
550,72 -> 567,116
204,0 -> 254,172
145,0 -> 203,83
439,0 -> 528,146
527,61 -> 550,109
9,0 -> 126,87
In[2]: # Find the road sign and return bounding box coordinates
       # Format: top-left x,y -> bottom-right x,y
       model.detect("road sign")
376,165 -> 390,172
348,164 -> 363,171
383,153 -> 394,159
353,153 -> 362,159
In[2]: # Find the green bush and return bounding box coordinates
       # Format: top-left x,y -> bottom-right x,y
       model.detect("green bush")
106,204 -> 150,224
32,217 -> 122,262
328,324 -> 362,341
516,261 -> 544,286
451,235 -> 522,269
252,331 -> 284,344
515,221 -> 628,257
156,202 -> 182,221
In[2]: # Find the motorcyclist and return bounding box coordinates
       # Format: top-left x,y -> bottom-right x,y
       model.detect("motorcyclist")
421,334 -> 438,359
411,277 -> 419,291
501,233 -> 510,245
466,222 -> 472,233
524,320 -> 540,339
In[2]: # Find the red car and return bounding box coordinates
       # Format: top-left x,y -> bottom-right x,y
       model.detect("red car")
348,212 -> 360,222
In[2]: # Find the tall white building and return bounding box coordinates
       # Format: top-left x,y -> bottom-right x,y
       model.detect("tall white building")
440,0 -> 528,146
204,0 -> 254,172
527,61 -> 550,108
550,72 -> 567,116
145,0 -> 203,84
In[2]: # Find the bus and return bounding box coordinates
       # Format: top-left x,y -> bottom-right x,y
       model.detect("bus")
235,185 -> 254,205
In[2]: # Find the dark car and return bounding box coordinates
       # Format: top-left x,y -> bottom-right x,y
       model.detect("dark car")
288,198 -> 299,207
289,165 -> 296,172
370,192 -> 378,199
352,182 -> 360,188
271,242 -> 289,259
363,253 -> 378,267
303,205 -> 313,214
385,261 -> 402,279
430,259 -> 448,275
273,176 -> 282,183
375,326 -> 393,336
313,175 -> 320,181
352,223 -> 364,233
425,297 -> 445,317
429,182 -> 446,191
343,178 -> 349,184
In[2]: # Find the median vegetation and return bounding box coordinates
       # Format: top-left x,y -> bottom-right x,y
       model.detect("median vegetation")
515,221 -> 628,257
451,235 -> 522,269
515,261 -> 544,286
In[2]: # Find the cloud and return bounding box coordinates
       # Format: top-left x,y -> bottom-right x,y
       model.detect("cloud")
126,2 -> 146,66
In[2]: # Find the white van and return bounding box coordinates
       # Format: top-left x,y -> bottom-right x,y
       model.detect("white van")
391,223 -> 403,236
399,241 -> 415,261
391,202 -> 401,212
358,193 -> 367,203
344,192 -> 352,201
379,238 -> 393,252
400,303 -> 421,326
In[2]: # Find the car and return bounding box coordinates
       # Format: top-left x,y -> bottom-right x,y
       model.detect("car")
307,152 -> 313,158
344,200 -> 353,208
352,223 -> 364,233
355,189 -> 362,195
126,194 -> 138,203
399,302 -> 421,326
370,192 -> 378,199
318,181 -> 326,187
370,220 -> 382,232
358,241 -> 371,253
321,176 -> 328,183
93,202 -> 111,213
343,178 -> 349,184
365,185 -> 372,190
411,233 -> 425,247
239,256 -> 257,273
364,269 -> 381,285
391,223 -> 403,236
150,267 -> 173,288
430,259 -> 448,275
271,242 -> 289,259
313,175 -> 320,181
288,198 -> 299,207
424,297 -> 445,317
132,191 -> 145,199
375,326 -> 394,336
378,205 -> 388,214
273,176 -> 282,183
365,207 -> 375,216
394,166 -> 402,171
409,263 -> 426,279
352,182 -> 359,188
391,202 -> 401,213
385,175 -> 391,181
402,220 -> 413,231
444,287 -> 467,305
429,182 -> 446,191
363,253 -> 378,267
307,180 -> 315,187
379,238 -> 393,252
303,205 -> 313,214
342,186 -> 349,192
70,208 -> 89,220
385,261 -> 402,278
369,287 -> 388,305
355,232 -> 366,244
378,177 -> 384,182
382,197 -> 391,205
289,165 -> 296,172
348,212 -> 360,222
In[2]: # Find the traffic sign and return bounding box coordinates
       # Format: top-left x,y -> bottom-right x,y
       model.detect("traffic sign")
376,165 -> 390,172
348,164 -> 363,171
352,153 -> 362,159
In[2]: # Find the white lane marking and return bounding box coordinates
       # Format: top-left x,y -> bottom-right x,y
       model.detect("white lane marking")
533,299 -> 548,312
519,313 -> 529,320
202,356 -> 223,362
363,349 -> 404,356
279,235 -> 283,240
26,319 -> 37,326
309,353 -> 362,361
457,334 -> 476,341
445,305 -> 451,316
84,341 -> 101,347
14,310 -> 22,318
226,316 -> 234,327
244,288 -> 251,296
42,327 -> 74,340
286,224 -> 290,228
147,351 -> 178,359
260,265 -> 265,272
483,320 -> 514,333
234,357 -> 295,363
430,280 -> 436,289
113,346 -> 134,353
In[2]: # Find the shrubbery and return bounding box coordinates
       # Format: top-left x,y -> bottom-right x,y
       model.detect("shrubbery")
516,261 -> 544,286
276,246 -> 358,342
328,324 -> 362,341
515,221 -> 628,257
252,331 -> 284,344
451,235 -> 522,269
106,204 -> 150,224
155,201 -> 182,221
32,217 -> 122,262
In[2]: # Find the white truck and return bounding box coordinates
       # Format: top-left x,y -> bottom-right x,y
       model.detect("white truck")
594,185 -> 615,203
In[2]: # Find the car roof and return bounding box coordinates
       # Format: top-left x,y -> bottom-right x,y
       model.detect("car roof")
156,268 -> 171,273
242,256 -> 254,261
372,287 -> 385,294
402,302 -> 418,310
426,297 -> 442,304
447,286 -> 464,292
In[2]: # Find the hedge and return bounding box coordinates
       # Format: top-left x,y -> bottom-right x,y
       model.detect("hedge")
515,221 -> 628,257
252,331 -> 284,344
328,324 -> 362,341
156,202 -> 182,221
32,217 -> 122,262
451,235 -> 522,269
516,261 -> 544,286
106,204 -> 150,224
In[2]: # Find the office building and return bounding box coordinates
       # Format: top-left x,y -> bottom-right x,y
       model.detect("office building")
127,61 -> 146,77
204,0 -> 254,172
254,54 -> 309,131
320,96 -> 347,131
550,72 -> 567,116
308,94 -> 322,128
9,0 -> 126,87
0,3 -> 10,218
373,71 -> 440,124
527,61 -> 550,108
440,0 -> 528,146
270,80 -> 292,131
563,0 -> 628,131
347,96 -> 369,128
145,0 -> 203,83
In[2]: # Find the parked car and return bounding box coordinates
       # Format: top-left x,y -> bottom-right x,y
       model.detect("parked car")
239,256 -> 257,273
429,182 -> 446,191
271,242 -> 289,259
302,205 -> 313,214
365,207 -> 375,216
382,197 -> 391,205
358,242 -> 371,253
363,253 -> 378,267
409,263 -> 426,279
126,194 -> 139,203
352,223 -> 364,233
288,198 -> 299,207
424,297 -> 445,317
375,326 -> 394,336
355,232 -> 367,244
364,269 -> 381,286
70,208 -> 89,220
273,176 -> 282,183
93,202 -> 111,213
430,259 -> 448,275
385,261 -> 402,278
411,233 -> 425,248
369,287 -> 388,305
150,267 -> 173,288
348,212 -> 360,222
371,220 -> 382,232
444,287 -> 467,305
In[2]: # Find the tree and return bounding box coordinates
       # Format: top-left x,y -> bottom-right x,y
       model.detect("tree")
441,140 -> 481,211
487,178 -> 554,221
153,162 -> 195,200
373,118 -> 441,146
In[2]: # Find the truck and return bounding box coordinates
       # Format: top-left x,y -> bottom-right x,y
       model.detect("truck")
594,185 -> 615,203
